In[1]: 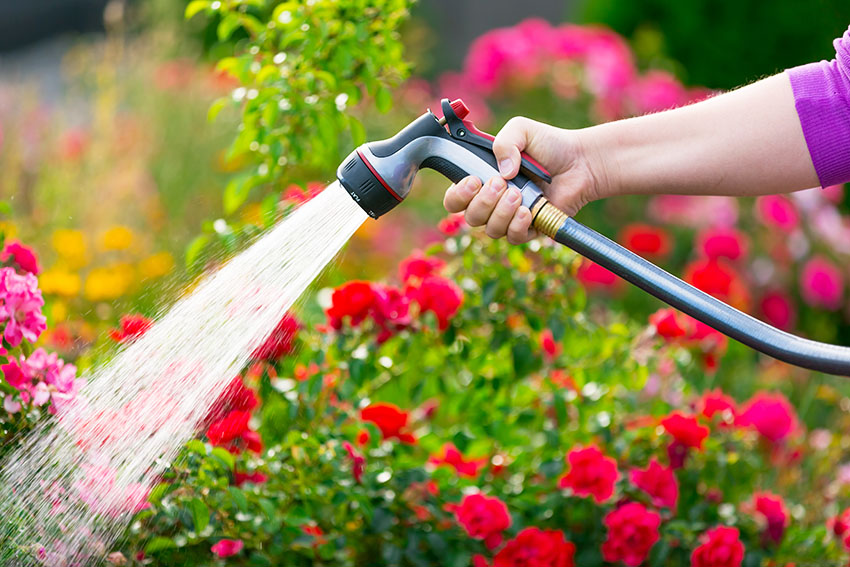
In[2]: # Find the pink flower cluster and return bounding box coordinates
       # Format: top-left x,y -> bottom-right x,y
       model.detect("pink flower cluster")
0,266 -> 47,348
416,19 -> 710,126
2,347 -> 80,414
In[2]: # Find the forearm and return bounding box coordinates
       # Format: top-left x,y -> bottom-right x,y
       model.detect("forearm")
580,73 -> 819,200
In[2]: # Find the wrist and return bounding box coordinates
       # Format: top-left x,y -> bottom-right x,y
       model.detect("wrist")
575,125 -> 622,201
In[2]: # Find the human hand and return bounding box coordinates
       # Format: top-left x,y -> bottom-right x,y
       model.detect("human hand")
443,117 -> 607,244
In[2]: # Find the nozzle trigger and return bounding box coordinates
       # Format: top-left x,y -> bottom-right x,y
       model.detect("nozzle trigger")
439,98 -> 552,183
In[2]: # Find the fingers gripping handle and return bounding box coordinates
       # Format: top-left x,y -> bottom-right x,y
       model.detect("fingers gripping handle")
358,136 -> 545,210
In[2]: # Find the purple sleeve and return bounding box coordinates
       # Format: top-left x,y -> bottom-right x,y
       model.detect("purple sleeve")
786,25 -> 850,188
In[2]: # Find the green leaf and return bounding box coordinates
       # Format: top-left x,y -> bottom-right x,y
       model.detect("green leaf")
184,0 -> 209,19
218,14 -> 242,41
348,115 -> 366,146
375,86 -> 393,113
207,98 -> 229,122
229,486 -> 250,512
189,497 -> 210,532
184,234 -> 209,270
239,14 -> 265,37
147,482 -> 171,506
223,174 -> 253,214
145,537 -> 177,553
211,447 -> 236,470
185,439 -> 207,454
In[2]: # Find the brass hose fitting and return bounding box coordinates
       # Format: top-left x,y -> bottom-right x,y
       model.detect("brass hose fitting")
530,198 -> 569,238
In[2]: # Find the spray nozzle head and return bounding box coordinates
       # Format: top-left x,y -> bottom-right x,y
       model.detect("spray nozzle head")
337,98 -> 549,219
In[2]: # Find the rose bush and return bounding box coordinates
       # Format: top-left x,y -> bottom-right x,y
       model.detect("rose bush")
100,224 -> 850,566
0,236 -> 83,458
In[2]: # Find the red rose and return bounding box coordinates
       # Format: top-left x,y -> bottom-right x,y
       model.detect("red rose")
253,313 -> 300,361
1,359 -> 28,389
429,443 -> 487,478
109,314 -> 153,343
558,445 -> 619,503
493,527 -> 576,567
576,260 -> 620,291
698,389 -> 737,422
650,308 -> 691,340
630,458 -> 678,510
241,430 -> 263,454
619,223 -> 671,259
453,493 -> 512,550
683,258 -> 748,308
438,213 -> 466,236
210,539 -> 243,558
1,240 -> 40,275
326,281 -> 377,327
281,182 -> 323,206
206,410 -> 251,445
407,275 -> 463,330
540,329 -> 561,360
829,508 -> 850,541
369,283 -> 411,342
737,392 -> 798,443
360,402 -> 416,443
233,470 -> 267,486
342,441 -> 365,484
661,412 -> 709,469
697,227 -> 749,261
601,502 -> 661,567
205,375 -> 259,425
760,290 -> 795,331
749,491 -> 789,544
399,251 -> 445,283
661,412 -> 709,449
691,526 -> 745,567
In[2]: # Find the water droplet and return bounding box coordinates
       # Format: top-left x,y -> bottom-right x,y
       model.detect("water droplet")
304,95 -> 319,105
273,52 -> 287,65
278,98 -> 291,111
258,164 -> 269,176
378,356 -> 392,368
232,87 -> 247,102
210,1 -> 221,9
277,10 -> 292,24
376,471 -> 392,483
213,219 -> 228,234
246,89 -> 259,100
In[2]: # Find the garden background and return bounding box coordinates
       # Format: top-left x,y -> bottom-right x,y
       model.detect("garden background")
2,0 -> 850,565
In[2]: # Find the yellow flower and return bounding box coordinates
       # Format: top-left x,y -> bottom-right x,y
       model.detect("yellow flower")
100,226 -> 134,251
84,263 -> 135,301
50,300 -> 68,321
39,269 -> 82,297
0,222 -> 17,239
241,203 -> 263,226
139,251 -> 174,279
52,229 -> 88,268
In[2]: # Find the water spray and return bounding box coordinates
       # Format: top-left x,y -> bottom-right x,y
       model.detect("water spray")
338,98 -> 850,376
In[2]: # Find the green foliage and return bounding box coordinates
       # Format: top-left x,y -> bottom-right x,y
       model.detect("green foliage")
582,0 -> 850,89
119,230 -> 848,565
185,0 -> 412,216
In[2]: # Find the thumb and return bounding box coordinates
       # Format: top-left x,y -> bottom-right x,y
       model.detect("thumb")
492,116 -> 536,179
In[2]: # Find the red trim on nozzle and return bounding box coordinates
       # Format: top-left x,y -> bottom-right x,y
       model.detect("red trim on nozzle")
356,150 -> 403,202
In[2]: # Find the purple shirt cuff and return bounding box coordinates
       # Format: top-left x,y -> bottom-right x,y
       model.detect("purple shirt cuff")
786,25 -> 850,188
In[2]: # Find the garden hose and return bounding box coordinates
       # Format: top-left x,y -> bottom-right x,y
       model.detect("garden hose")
337,98 -> 850,376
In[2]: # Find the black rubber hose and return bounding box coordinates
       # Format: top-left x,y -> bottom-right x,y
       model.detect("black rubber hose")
554,218 -> 850,376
